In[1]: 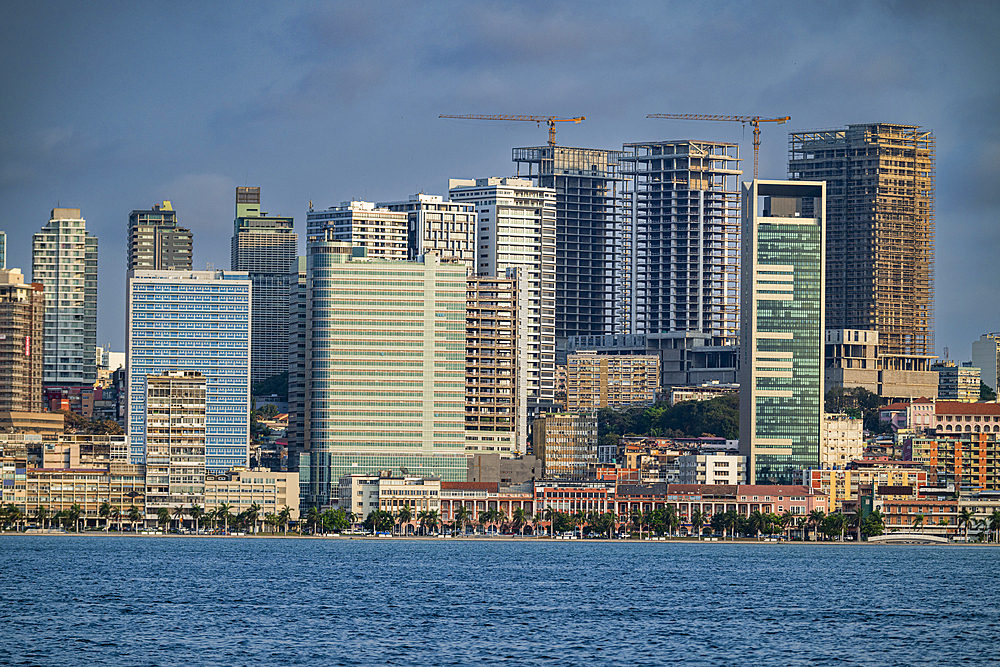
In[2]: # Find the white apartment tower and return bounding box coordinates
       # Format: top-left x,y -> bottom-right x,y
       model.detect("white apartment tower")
449,177 -> 557,412
306,200 -> 407,261
32,208 -> 98,386
378,193 -> 478,270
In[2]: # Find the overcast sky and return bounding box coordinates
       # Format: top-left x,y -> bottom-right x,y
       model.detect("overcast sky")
2,0 -> 997,358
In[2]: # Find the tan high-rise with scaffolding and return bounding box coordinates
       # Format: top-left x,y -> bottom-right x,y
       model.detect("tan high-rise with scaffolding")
789,124 -> 935,363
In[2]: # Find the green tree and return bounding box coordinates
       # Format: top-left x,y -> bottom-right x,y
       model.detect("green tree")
173,505 -> 187,532
246,503 -> 262,535
989,509 -> 1000,543
127,505 -> 141,532
912,513 -> 925,530
111,506 -> 122,532
216,503 -> 233,534
35,505 -> 49,530
278,505 -> 292,534
305,506 -> 322,535
980,382 -> 997,402
808,509 -> 826,542
957,507 -> 976,542
397,504 -> 414,536
156,507 -> 171,531
67,503 -> 84,532
189,504 -> 203,535
512,507 -> 528,537
99,502 -> 112,533
455,505 -> 473,535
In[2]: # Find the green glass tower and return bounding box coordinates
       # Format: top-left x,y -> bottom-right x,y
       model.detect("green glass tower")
739,181 -> 825,484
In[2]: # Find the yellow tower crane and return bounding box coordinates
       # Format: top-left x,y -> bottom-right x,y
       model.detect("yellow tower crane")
439,114 -> 585,146
646,114 -> 791,179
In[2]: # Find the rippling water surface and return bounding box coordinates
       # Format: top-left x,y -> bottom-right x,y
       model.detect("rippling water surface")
1,536 -> 997,666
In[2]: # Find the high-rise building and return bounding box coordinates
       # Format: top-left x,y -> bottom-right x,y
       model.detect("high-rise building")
378,193 -> 477,269
143,370 -> 206,523
740,181 -> 825,485
306,200 -> 407,261
533,411 -> 598,479
286,256 -> 307,472
449,177 -> 557,413
127,201 -> 192,272
0,231 -> 6,269
230,187 -> 297,384
126,269 -> 251,471
293,240 -> 468,509
32,208 -> 98,386
620,140 -> 741,345
512,146 -> 627,349
788,124 -> 935,360
931,361 -> 980,402
465,270 -> 528,455
972,333 -> 1000,392
0,268 -> 44,412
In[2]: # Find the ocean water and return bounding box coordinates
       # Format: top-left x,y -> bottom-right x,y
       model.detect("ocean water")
0,536 -> 997,667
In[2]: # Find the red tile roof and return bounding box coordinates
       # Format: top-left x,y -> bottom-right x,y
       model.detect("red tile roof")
935,401 -> 1000,415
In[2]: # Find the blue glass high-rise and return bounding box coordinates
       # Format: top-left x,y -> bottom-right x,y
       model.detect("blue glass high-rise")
126,270 -> 252,472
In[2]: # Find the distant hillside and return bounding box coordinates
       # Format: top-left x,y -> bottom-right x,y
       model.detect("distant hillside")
598,393 -> 738,442
252,371 -> 288,399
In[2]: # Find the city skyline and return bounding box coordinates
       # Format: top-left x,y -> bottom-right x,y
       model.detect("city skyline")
1,2 -> 998,359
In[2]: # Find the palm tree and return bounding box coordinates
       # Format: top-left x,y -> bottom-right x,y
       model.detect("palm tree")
454,505 -> 472,535
574,510 -> 587,539
67,503 -> 84,532
99,502 -> 112,532
912,513 -> 925,531
989,509 -> 1000,543
305,506 -> 322,535
957,507 -> 975,542
512,507 -> 528,537
127,505 -> 141,532
189,504 -> 203,535
723,510 -> 739,541
111,506 -> 122,532
35,505 -> 49,530
173,505 -> 187,532
278,505 -> 292,534
397,504 -> 414,536
808,509 -> 826,542
544,507 -> 556,537
690,509 -> 704,540
156,507 -> 171,532
631,508 -> 643,540
265,513 -> 280,534
747,510 -> 766,539
532,512 -> 543,537
246,503 -> 262,535
795,516 -> 808,541
216,503 -> 233,534
780,511 -> 794,540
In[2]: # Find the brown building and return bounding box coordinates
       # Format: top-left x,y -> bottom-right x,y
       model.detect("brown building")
533,411 -> 598,479
0,269 -> 44,413
566,352 -> 659,410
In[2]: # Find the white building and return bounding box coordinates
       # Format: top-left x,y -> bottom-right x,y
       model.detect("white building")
32,208 -> 98,386
821,413 -> 864,468
336,473 -> 441,523
449,177 -> 557,412
677,452 -> 746,485
306,200 -> 407,261
378,193 -> 478,269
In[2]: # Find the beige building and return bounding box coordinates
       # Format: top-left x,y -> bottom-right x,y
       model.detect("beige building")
378,193 -> 477,269
336,473 -> 440,522
824,328 -> 938,400
822,413 -> 864,468
0,268 -> 44,413
465,272 -> 528,454
566,352 -> 659,410
204,468 -> 299,520
669,382 -> 739,407
306,200 -> 407,261
533,411 -> 598,480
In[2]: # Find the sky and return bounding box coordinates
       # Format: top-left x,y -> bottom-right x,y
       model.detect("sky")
1,0 -> 998,358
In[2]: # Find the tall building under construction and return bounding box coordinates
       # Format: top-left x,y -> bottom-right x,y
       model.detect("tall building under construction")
512,146 -> 627,351
789,124 -> 935,361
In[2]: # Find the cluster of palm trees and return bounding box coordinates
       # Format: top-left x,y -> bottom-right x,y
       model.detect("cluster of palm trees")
303,507 -> 355,534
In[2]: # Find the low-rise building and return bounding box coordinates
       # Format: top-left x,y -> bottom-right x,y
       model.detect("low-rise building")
204,469 -> 299,521
797,460 -> 927,512
669,382 -> 739,407
931,361 -> 980,402
676,452 -> 746,485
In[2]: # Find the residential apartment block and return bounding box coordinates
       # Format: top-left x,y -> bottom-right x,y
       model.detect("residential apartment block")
533,411 -> 598,480
378,193 -> 477,269
127,201 -> 192,272
566,352 -> 659,410
822,413 -> 864,468
307,200 -> 407,260
32,208 -> 98,387
931,361 -> 980,402
204,468 -> 299,521
0,269 -> 44,413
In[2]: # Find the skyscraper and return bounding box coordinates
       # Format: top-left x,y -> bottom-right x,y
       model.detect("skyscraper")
449,177 -> 557,413
127,201 -> 192,272
306,200 -> 407,261
378,193 -> 478,270
126,269 -> 251,471
0,268 -> 44,412
32,208 -> 98,386
230,187 -> 297,384
512,146 -> 626,350
972,333 -> 1000,392
740,180 -> 825,485
788,124 -> 934,358
143,370 -> 206,524
621,140 -> 741,345
293,239 -> 468,509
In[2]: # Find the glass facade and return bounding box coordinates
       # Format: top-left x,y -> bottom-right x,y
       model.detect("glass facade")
297,241 -> 468,509
126,270 -> 251,472
740,181 -> 825,484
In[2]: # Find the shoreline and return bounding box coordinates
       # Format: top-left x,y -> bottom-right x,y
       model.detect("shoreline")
2,531 -> 992,545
